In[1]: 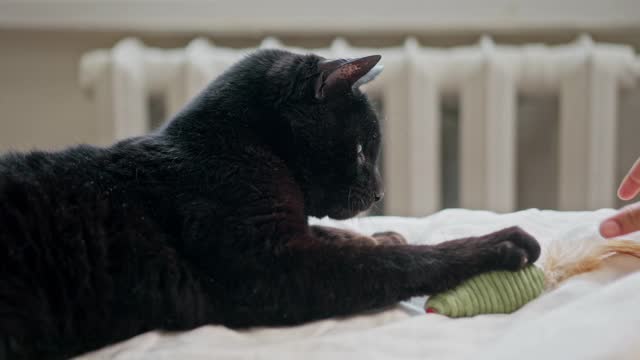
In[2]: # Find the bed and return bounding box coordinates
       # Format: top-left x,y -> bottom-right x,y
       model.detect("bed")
78,208 -> 640,359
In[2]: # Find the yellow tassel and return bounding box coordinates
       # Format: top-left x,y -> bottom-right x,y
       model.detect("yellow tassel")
543,239 -> 640,290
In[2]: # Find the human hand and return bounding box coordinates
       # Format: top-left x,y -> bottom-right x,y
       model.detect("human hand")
600,158 -> 640,238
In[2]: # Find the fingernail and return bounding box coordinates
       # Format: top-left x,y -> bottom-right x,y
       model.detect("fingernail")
600,220 -> 621,238
618,187 -> 633,200
618,180 -> 640,200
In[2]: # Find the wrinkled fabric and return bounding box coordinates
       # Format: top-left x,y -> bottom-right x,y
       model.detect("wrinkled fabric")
80,209 -> 640,360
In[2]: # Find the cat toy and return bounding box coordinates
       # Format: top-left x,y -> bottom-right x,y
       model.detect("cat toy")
425,237 -> 640,317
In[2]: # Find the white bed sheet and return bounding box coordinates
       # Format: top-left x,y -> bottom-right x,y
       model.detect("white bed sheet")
79,209 -> 640,360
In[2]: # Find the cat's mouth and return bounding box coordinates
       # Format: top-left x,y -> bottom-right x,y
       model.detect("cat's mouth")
328,193 -> 373,219
329,207 -> 364,220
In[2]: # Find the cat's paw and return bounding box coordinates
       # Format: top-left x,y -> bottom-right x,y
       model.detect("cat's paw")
437,226 -> 540,272
371,231 -> 408,246
477,226 -> 541,270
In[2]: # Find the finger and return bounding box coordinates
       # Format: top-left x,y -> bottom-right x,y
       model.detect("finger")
599,203 -> 640,238
618,158 -> 640,201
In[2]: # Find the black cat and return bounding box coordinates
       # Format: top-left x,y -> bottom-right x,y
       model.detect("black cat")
0,50 -> 540,359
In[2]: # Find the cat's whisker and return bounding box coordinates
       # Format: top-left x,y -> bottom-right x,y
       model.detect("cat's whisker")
372,202 -> 382,214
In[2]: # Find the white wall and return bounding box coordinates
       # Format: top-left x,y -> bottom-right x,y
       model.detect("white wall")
1,0 -> 639,33
0,30 -> 98,151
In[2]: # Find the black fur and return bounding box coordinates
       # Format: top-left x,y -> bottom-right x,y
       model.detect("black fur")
0,50 -> 540,359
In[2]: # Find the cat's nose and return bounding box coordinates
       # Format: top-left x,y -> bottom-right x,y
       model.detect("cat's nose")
373,168 -> 384,202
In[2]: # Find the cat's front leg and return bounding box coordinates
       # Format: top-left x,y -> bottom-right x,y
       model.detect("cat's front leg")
233,226 -> 540,327
310,225 -> 407,246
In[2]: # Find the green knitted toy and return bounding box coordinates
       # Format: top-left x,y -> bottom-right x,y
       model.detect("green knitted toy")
425,265 -> 544,317
424,238 -> 640,318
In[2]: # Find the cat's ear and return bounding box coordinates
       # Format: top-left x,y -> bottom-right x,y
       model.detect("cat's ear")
315,55 -> 383,100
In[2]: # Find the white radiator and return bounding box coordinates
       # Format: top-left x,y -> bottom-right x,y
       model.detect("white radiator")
79,36 -> 640,216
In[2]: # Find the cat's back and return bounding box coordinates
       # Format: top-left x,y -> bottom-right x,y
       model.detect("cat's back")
0,139 -> 168,206
0,145 -> 114,354
0,145 -> 116,227
0,142 -> 179,357
0,140 -> 175,250
0,144 -> 98,209
0,144 -> 103,186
